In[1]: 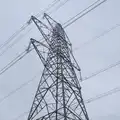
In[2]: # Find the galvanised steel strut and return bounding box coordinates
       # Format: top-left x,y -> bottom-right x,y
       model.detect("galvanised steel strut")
27,13 -> 89,120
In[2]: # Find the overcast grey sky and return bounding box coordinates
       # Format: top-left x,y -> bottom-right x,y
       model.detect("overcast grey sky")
0,0 -> 120,120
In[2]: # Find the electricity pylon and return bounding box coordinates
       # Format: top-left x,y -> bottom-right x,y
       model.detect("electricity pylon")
27,13 -> 89,120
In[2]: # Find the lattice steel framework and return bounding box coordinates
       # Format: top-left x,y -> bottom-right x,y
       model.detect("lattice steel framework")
27,13 -> 89,120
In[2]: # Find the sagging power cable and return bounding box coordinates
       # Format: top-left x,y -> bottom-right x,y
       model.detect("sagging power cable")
2,57 -> 120,110
0,0 -> 106,56
82,59 -> 120,81
85,86 -> 120,103
63,0 -> 107,28
0,0 -> 62,55
0,23 -> 29,51
74,23 -> 120,51
0,28 -> 32,57
0,50 -> 28,76
0,71 -> 40,104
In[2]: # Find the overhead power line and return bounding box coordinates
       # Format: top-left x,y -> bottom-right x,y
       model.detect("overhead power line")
0,0 -> 107,58
0,72 -> 40,104
35,0 -> 60,17
82,59 -> 120,81
0,0 -> 59,50
63,0 -> 107,28
48,0 -> 71,15
0,0 -> 60,54
0,45 -> 46,77
0,0 -> 107,77
0,0 -> 108,77
85,86 -> 120,103
0,28 -> 32,57
29,0 -> 102,45
0,0 -> 111,116
74,23 -> 120,51
0,1 -> 115,119
1,36 -> 120,105
0,0 -> 106,58
1,22 -> 120,106
0,0 -> 117,105
12,111 -> 29,120
2,58 -> 120,111
0,50 -> 28,76
34,0 -> 108,46
0,23 -> 29,51
0,0 -> 70,57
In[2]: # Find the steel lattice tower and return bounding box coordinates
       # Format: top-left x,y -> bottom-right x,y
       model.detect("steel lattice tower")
27,13 -> 89,120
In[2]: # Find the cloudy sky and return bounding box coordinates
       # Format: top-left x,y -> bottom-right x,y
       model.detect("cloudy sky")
0,0 -> 120,120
